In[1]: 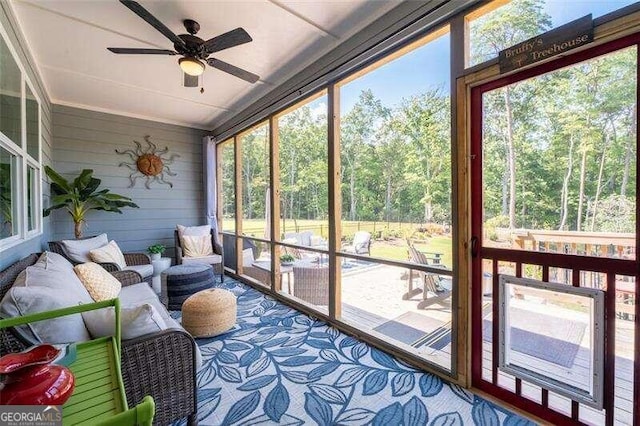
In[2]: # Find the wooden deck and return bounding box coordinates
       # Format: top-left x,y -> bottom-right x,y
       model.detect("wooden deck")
335,264 -> 635,425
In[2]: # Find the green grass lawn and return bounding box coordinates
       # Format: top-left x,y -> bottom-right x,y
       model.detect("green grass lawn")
222,218 -> 453,268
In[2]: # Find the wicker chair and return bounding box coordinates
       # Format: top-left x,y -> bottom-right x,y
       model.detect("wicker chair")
0,254 -> 198,426
174,229 -> 224,283
48,238 -> 152,284
292,265 -> 329,306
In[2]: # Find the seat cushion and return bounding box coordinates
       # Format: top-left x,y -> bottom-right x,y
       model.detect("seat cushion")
118,282 -> 202,368
61,234 -> 108,263
123,264 -> 154,278
82,303 -> 167,340
182,254 -> 222,266
89,240 -> 126,269
74,262 -> 122,301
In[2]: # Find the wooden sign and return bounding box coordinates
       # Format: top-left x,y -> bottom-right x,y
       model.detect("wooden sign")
499,14 -> 594,73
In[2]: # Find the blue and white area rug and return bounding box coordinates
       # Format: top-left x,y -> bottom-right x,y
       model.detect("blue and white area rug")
172,279 -> 535,425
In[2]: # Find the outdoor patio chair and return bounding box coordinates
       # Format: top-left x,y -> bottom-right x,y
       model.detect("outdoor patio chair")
343,231 -> 371,255
292,265 -> 329,306
175,229 -> 224,283
408,245 -> 452,309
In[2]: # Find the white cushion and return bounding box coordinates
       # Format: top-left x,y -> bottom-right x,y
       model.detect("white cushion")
89,240 -> 127,269
182,235 -> 214,257
123,264 -> 154,278
182,254 -> 222,266
177,224 -> 211,238
74,262 -> 122,302
0,252 -> 92,344
61,234 -> 108,263
82,303 -> 167,340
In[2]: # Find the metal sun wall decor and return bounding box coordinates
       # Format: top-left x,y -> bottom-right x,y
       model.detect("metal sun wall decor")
116,135 -> 180,189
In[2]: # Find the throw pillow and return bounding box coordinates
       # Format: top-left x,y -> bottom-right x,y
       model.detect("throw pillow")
0,286 -> 91,344
74,262 -> 122,302
177,224 -> 213,256
82,304 -> 167,340
60,234 -> 109,263
89,240 -> 127,269
182,235 -> 214,257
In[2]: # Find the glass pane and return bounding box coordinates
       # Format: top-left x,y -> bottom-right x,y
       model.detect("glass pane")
0,36 -> 22,146
482,46 -> 637,260
220,141 -> 235,233
25,84 -> 38,161
338,29 -> 452,268
278,93 -> 329,249
467,0 -> 637,67
0,146 -> 17,239
240,123 -> 269,239
340,257 -> 453,371
241,237 -> 271,288
27,166 -> 36,231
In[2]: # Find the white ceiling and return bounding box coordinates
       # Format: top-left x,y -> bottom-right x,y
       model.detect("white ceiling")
10,0 -> 401,130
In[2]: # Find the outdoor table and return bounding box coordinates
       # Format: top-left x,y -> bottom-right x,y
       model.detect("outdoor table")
252,260 -> 293,292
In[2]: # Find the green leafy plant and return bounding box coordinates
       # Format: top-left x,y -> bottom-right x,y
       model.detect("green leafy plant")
43,166 -> 139,239
279,254 -> 295,264
147,244 -> 166,255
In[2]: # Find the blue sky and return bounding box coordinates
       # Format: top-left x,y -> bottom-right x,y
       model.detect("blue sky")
339,0 -> 636,114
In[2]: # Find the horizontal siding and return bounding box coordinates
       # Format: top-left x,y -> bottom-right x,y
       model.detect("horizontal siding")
51,105 -> 207,258
0,3 -> 53,270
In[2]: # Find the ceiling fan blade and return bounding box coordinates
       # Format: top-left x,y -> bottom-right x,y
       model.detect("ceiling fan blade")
119,0 -> 186,49
203,28 -> 252,53
108,47 -> 177,55
183,73 -> 199,87
207,58 -> 259,83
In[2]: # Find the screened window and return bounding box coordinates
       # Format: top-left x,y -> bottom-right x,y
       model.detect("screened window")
0,28 -> 42,249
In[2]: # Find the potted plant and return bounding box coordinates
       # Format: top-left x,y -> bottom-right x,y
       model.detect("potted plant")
147,244 -> 166,261
279,253 -> 295,266
43,167 -> 139,239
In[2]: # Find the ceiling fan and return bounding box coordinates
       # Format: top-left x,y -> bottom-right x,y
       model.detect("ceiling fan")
108,0 -> 259,87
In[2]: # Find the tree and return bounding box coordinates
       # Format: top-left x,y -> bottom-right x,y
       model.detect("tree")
43,166 -> 138,238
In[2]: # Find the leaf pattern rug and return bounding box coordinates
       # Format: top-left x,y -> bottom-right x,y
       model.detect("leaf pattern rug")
171,278 -> 536,425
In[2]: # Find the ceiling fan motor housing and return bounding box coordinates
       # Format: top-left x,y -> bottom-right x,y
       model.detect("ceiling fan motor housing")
175,33 -> 207,59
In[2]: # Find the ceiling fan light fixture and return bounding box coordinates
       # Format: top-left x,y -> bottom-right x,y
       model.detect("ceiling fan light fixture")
179,57 -> 205,76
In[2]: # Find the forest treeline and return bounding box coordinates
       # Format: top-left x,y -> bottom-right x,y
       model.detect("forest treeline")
221,0 -> 636,233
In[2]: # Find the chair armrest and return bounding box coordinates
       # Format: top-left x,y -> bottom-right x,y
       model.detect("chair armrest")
111,270 -> 143,287
99,262 -> 122,272
124,253 -> 151,266
121,329 -> 197,425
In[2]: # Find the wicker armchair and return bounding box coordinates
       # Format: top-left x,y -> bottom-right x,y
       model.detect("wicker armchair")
0,254 -> 198,426
175,229 -> 224,283
292,265 -> 329,306
49,238 -> 152,284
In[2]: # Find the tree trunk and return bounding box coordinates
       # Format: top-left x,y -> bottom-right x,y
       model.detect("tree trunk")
621,105 -> 634,196
559,135 -> 575,230
591,131 -> 610,231
504,87 -> 517,229
74,220 -> 83,239
385,175 -> 392,221
577,146 -> 587,231
349,167 -> 357,221
501,169 -> 509,216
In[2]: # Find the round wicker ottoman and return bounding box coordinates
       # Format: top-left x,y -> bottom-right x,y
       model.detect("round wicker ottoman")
164,264 -> 215,310
182,289 -> 237,337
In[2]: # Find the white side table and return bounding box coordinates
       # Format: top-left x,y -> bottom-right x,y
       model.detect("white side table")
151,257 -> 172,297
